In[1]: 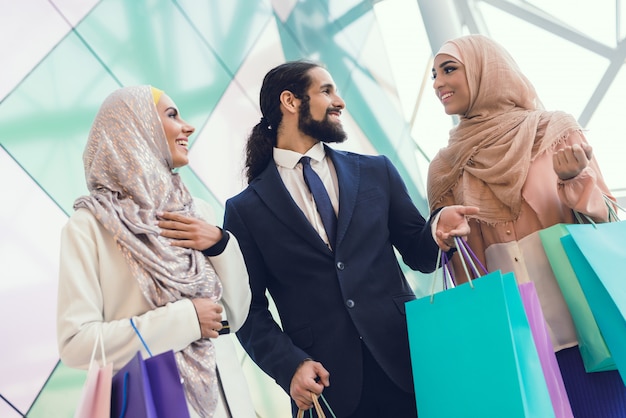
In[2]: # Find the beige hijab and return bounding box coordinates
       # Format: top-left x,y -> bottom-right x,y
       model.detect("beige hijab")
427,34 -> 581,223
74,85 -> 221,417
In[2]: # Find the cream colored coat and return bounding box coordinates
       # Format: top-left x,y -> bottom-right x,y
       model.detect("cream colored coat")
57,199 -> 255,418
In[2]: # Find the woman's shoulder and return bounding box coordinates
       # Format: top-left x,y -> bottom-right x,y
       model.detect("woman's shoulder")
66,206 -> 99,227
62,207 -> 111,245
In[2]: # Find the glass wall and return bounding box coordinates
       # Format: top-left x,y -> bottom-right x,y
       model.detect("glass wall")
1,1 -> 624,416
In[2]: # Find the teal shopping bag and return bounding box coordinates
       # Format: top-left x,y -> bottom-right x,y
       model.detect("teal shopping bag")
562,221 -> 626,386
405,270 -> 555,418
539,224 -> 615,372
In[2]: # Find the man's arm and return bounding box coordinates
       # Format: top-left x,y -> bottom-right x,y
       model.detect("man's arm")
224,200 -> 312,393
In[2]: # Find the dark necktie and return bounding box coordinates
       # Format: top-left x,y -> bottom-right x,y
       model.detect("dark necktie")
300,156 -> 337,249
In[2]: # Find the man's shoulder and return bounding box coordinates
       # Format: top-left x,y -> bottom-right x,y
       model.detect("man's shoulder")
327,147 -> 389,166
224,182 -> 260,207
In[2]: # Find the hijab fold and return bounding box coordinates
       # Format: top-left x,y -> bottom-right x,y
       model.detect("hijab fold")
74,85 -> 221,417
427,35 -> 581,223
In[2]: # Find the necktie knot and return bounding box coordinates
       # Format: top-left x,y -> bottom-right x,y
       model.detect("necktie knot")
300,156 -> 337,250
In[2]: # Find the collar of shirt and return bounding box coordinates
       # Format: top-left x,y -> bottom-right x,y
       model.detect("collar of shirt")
273,141 -> 326,169
272,142 -> 338,246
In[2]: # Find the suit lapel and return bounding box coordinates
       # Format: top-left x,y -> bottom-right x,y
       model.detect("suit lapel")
252,162 -> 333,254
325,146 -> 359,250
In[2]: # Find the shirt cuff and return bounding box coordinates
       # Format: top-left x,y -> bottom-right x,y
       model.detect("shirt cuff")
430,207 -> 457,257
430,209 -> 442,242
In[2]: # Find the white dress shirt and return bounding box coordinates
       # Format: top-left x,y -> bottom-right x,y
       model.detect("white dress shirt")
273,142 -> 339,247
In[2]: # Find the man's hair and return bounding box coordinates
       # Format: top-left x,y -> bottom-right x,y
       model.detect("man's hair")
244,60 -> 322,183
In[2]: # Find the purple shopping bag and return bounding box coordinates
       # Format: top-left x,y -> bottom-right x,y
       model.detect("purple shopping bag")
110,351 -> 157,418
111,318 -> 191,418
518,282 -> 574,418
144,350 -> 190,418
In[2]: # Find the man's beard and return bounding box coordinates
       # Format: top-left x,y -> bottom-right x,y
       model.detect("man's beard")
298,97 -> 347,144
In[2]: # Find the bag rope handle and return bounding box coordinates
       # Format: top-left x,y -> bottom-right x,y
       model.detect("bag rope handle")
574,194 -> 624,226
455,237 -> 488,277
130,317 -> 153,357
452,237 -> 477,289
117,318 -> 152,418
441,251 -> 454,290
604,194 -> 624,222
88,330 -> 107,368
118,372 -> 130,418
296,392 -> 336,418
429,249 -> 443,302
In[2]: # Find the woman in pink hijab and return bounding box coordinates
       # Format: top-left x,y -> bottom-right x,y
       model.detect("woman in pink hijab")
428,34 -> 625,417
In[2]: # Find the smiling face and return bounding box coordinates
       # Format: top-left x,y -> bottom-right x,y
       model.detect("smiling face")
297,66 -> 347,143
156,94 -> 195,168
432,53 -> 471,116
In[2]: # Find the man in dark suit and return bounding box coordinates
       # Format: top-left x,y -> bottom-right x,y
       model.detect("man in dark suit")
224,60 -> 478,418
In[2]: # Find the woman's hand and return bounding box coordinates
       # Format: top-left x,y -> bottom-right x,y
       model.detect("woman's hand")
158,211 -> 222,250
553,143 -> 593,180
436,205 -> 480,251
191,298 -> 224,339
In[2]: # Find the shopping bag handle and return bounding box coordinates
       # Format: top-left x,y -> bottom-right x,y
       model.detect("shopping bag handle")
449,236 -> 486,287
454,237 -> 488,278
604,194 -> 624,222
296,393 -> 337,418
118,371 -> 130,418
429,250 -> 445,302
130,318 -> 153,357
88,330 -> 107,368
441,251 -> 455,290
429,250 -> 461,303
573,195 -> 624,226
117,319 -> 151,418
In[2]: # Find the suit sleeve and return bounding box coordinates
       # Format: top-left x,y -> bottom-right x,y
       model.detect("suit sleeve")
208,232 -> 251,332
383,156 -> 440,273
193,198 -> 251,332
224,199 -> 311,394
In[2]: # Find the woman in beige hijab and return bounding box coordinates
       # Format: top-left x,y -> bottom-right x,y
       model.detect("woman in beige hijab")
57,85 -> 254,417
428,34 -> 625,417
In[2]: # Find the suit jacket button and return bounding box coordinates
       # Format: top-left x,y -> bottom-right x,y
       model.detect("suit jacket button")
346,299 -> 355,308
336,261 -> 345,270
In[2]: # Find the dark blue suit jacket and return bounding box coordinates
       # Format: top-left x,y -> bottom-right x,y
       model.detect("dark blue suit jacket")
224,146 -> 439,416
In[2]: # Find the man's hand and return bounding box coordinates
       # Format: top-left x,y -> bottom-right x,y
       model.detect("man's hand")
553,143 -> 593,180
289,360 -> 330,410
436,205 -> 480,251
158,211 -> 222,250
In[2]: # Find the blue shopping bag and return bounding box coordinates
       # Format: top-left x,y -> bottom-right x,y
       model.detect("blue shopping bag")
539,224 -> 615,372
562,220 -> 626,386
406,269 -> 555,418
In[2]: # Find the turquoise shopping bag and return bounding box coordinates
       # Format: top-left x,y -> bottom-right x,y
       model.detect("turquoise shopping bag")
562,220 -> 626,386
539,224 -> 615,372
405,270 -> 555,418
